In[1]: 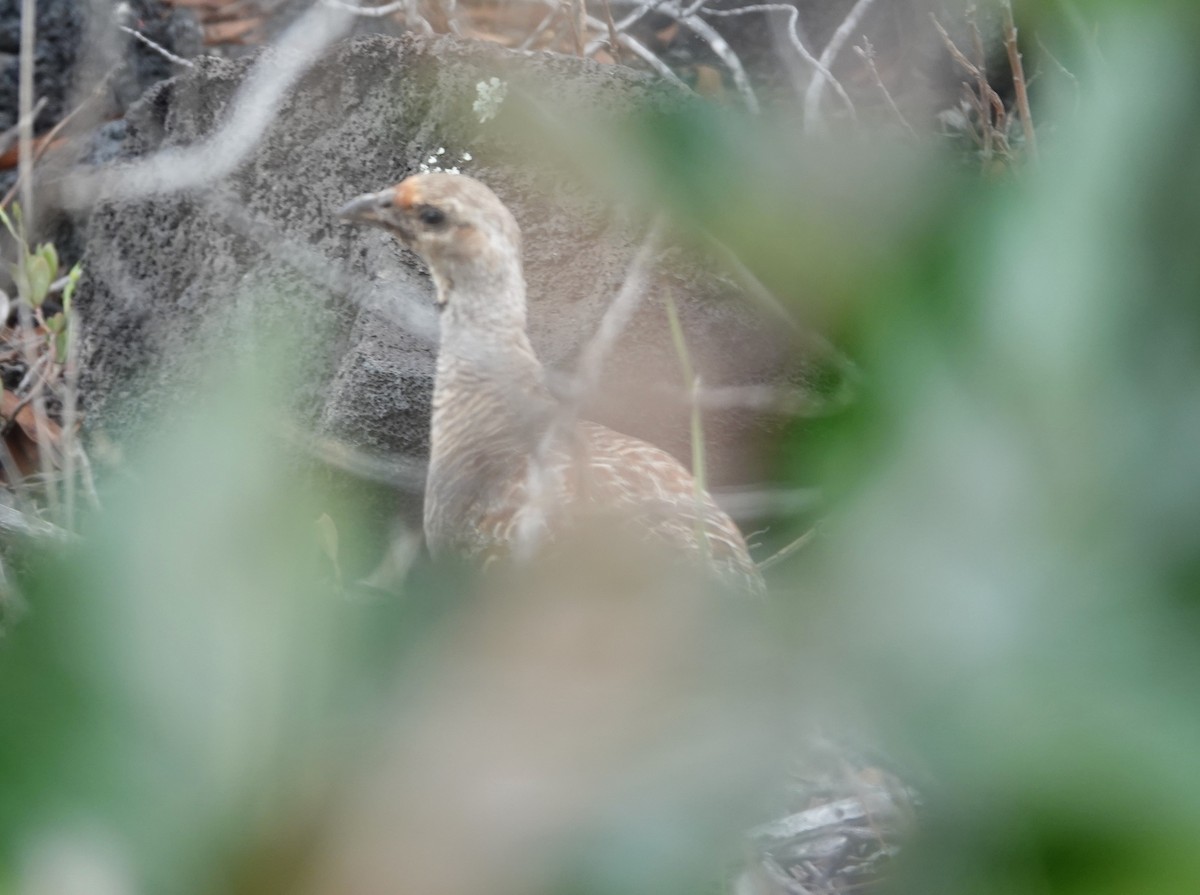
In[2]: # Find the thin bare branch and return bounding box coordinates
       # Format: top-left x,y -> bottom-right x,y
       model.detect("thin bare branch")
321,0 -> 406,17
0,500 -> 71,541
118,24 -> 194,67
678,13 -> 759,113
583,13 -> 690,90
566,0 -> 587,56
573,216 -> 666,401
516,215 -> 666,560
64,3 -> 357,207
703,4 -> 856,120
519,4 -> 560,51
583,0 -> 670,56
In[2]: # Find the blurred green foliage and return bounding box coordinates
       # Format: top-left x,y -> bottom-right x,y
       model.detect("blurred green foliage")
5,2 -> 1200,894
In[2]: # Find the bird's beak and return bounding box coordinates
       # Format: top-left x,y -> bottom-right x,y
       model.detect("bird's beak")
337,189 -> 396,226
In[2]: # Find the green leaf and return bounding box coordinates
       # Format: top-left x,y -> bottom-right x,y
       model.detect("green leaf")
314,512 -> 341,575
9,202 -> 24,242
0,204 -> 18,243
53,329 -> 68,362
37,242 -> 59,283
62,262 -> 83,312
314,512 -> 344,596
44,312 -> 64,334
25,254 -> 51,307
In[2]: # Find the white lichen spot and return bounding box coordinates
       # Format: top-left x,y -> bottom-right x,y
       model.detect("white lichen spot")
415,148 -> 473,175
473,77 -> 508,124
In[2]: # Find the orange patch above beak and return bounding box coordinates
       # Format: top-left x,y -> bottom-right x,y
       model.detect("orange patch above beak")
395,178 -> 420,212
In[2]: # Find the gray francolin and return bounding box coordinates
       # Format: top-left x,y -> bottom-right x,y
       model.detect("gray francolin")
339,173 -> 763,593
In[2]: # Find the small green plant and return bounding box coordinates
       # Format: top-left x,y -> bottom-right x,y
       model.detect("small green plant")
0,202 -> 83,362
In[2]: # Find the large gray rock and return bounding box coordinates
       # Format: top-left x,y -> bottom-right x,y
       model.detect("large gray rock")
75,33 -> 828,503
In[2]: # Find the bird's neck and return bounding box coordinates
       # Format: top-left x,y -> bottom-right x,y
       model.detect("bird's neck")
434,268 -> 542,382
430,276 -> 552,465
426,276 -> 555,555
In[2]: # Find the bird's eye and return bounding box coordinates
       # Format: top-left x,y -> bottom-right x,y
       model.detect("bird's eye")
418,206 -> 446,227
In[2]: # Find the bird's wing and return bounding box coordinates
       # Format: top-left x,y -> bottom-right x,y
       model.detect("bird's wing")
566,421 -> 765,593
451,421 -> 764,594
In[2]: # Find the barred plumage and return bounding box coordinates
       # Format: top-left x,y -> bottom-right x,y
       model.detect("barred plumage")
339,174 -> 763,593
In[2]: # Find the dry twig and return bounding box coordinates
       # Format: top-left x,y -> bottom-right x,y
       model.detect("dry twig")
854,38 -> 916,138
598,0 -> 624,63
118,24 -> 195,67
931,12 -> 1009,163
0,97 -> 47,160
1001,1 -> 1037,161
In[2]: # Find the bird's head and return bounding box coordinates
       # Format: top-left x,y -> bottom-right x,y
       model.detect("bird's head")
338,173 -> 523,309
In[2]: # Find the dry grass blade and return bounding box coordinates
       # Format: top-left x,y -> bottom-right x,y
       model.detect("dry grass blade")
664,289 -> 710,558
756,526 -> 815,572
